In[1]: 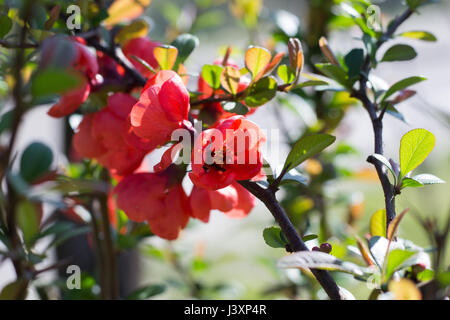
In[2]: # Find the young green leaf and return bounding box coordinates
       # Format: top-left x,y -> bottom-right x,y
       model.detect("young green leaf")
16,201 -> 40,248
370,209 -> 387,238
399,31 -> 437,42
201,64 -> 223,90
115,19 -> 149,45
399,128 -> 435,178
401,177 -> 424,189
20,142 -> 53,183
263,226 -> 288,248
244,76 -> 277,107
385,249 -> 417,280
245,46 -> 272,81
283,134 -> 336,172
315,63 -> 349,87
153,45 -> 178,70
410,173 -> 445,185
381,44 -> 417,62
382,76 -> 426,103
277,64 -> 296,84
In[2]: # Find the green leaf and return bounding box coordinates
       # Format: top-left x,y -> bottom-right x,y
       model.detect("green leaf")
279,169 -> 309,186
370,154 -> 397,185
0,110 -> 14,134
171,33 -> 199,65
411,173 -> 445,185
417,269 -> 434,282
406,0 -> 426,10
0,16 -> 13,39
315,63 -> 349,87
263,226 -> 288,248
277,64 -> 295,84
344,48 -> 364,78
115,19 -> 149,45
294,80 -> 329,88
401,177 -> 424,189
16,201 -> 40,248
370,209 -> 386,238
382,76 -> 426,102
283,133 -> 336,172
32,68 -> 82,98
20,142 -> 53,183
385,249 -> 416,280
244,76 -> 277,107
277,251 -> 367,277
302,234 -> 318,242
385,104 -> 406,122
399,31 -> 437,42
245,46 -> 272,80
381,44 -> 417,62
201,64 -> 223,90
221,102 -> 249,115
0,280 -> 28,300
126,284 -> 166,300
399,128 -> 435,177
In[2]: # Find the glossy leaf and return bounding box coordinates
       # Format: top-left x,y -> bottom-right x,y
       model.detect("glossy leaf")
153,45 -> 178,70
410,173 -> 445,185
201,64 -> 223,90
401,177 -> 424,188
399,128 -> 435,177
171,33 -> 199,65
279,169 -> 309,186
283,134 -> 336,172
385,249 -> 417,280
263,226 -> 288,248
344,48 -> 364,78
382,76 -> 426,102
370,209 -> 386,238
277,64 -> 296,84
244,76 -> 277,107
399,31 -> 436,42
381,44 -> 417,62
245,46 -> 272,81
220,66 -> 241,95
20,142 -> 53,183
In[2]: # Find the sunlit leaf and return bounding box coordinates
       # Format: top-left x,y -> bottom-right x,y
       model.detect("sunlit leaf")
104,0 -> 151,26
370,209 -> 386,238
115,19 -> 149,45
244,76 -> 277,107
245,46 -> 272,81
201,64 -> 223,90
385,249 -> 416,280
283,134 -> 336,172
277,64 -> 295,84
399,128 -> 435,177
153,45 -> 178,70
410,173 -> 445,185
220,66 -> 240,95
399,31 -> 436,42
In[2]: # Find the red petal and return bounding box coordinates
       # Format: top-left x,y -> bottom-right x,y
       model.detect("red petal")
47,80 -> 90,118
73,113 -> 106,158
189,186 -> 212,222
222,182 -> 255,218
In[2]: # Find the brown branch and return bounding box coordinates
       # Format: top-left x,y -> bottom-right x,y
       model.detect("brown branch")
353,7 -> 414,229
239,180 -> 342,300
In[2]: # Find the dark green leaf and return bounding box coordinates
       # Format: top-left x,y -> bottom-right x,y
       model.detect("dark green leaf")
381,44 -> 417,62
20,142 -> 53,183
344,48 -> 364,78
171,33 -> 199,66
0,110 -> 14,134
315,63 -> 349,87
244,76 -> 277,107
221,102 -> 249,115
0,16 -> 13,39
263,226 -> 288,248
283,134 -> 336,172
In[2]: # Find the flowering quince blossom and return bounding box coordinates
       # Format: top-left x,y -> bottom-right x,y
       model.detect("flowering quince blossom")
189,182 -> 255,222
190,115 -> 265,190
73,93 -> 146,176
114,170 -> 191,240
122,37 -> 160,78
47,37 -> 99,118
129,70 -> 191,151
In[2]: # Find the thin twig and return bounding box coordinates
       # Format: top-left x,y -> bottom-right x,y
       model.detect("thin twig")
239,180 -> 342,300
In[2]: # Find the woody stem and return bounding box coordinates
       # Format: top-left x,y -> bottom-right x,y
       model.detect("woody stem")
239,180 -> 342,300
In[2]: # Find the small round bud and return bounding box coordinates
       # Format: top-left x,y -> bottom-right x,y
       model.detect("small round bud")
319,243 -> 332,254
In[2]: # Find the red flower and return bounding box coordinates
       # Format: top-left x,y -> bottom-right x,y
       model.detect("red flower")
190,115 -> 265,190
122,37 -> 160,78
114,172 -> 190,240
189,182 -> 255,222
130,70 -> 190,151
73,93 -> 146,176
47,37 -> 99,118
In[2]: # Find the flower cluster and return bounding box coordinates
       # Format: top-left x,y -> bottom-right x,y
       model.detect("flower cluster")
48,36 -> 266,240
